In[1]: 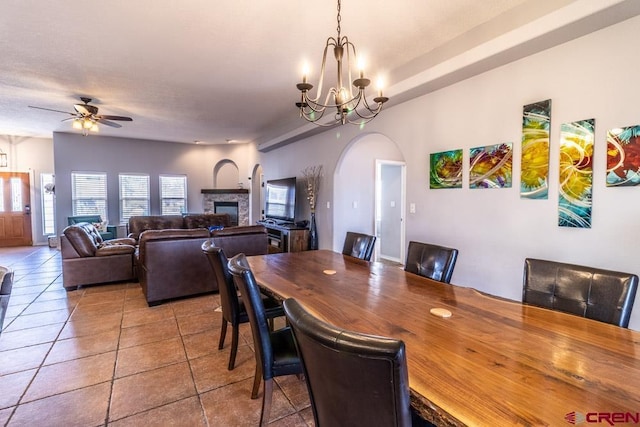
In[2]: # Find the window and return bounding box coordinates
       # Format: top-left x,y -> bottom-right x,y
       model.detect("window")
72,172 -> 108,221
119,174 -> 149,222
41,173 -> 55,235
160,175 -> 187,215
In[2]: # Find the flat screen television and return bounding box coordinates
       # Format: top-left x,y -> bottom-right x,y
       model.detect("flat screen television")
265,177 -> 296,223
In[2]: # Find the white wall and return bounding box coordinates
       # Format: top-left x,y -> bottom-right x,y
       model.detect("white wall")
0,135 -> 54,245
260,15 -> 640,330
53,133 -> 258,236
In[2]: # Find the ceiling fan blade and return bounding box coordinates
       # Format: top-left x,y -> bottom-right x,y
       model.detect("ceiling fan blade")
99,115 -> 133,121
74,104 -> 97,115
97,118 -> 122,128
28,105 -> 75,116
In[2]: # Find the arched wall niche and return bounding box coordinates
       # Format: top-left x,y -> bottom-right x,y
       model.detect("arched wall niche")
213,159 -> 240,188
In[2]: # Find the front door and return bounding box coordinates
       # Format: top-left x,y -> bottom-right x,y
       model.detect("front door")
0,172 -> 32,247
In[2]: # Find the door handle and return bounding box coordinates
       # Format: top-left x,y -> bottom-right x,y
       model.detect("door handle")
25,204 -> 31,215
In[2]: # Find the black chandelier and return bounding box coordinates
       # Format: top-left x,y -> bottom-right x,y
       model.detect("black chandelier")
295,0 -> 389,126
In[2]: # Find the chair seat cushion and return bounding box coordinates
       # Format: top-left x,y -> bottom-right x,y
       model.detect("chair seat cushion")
270,327 -> 302,376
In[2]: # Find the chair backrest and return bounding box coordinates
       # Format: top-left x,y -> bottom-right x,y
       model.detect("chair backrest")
227,253 -> 275,378
342,231 -> 376,261
404,241 -> 458,283
201,241 -> 239,325
283,298 -> 412,427
523,258 -> 638,328
68,215 -> 102,226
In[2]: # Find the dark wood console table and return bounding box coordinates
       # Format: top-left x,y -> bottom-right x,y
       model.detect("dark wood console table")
258,222 -> 309,253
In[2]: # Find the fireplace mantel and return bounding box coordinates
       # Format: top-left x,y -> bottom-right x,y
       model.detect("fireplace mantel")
201,189 -> 249,194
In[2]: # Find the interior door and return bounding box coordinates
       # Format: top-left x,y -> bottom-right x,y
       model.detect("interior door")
0,172 -> 33,247
375,161 -> 405,263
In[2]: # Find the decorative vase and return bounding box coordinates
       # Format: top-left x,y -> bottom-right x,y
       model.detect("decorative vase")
309,211 -> 319,250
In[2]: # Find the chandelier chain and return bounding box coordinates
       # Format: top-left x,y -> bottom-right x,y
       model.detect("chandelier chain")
336,0 -> 341,38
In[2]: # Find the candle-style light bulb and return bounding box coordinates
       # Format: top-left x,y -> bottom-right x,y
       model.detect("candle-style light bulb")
358,57 -> 365,79
302,63 -> 309,84
376,77 -> 384,97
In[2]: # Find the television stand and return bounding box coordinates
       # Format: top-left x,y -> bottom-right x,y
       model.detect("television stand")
258,221 -> 309,253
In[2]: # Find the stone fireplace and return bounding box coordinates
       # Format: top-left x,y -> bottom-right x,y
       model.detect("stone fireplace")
201,189 -> 250,226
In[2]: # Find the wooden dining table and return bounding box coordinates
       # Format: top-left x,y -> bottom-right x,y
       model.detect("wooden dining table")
247,250 -> 640,427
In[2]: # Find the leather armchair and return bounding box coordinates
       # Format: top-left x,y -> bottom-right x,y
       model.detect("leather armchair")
0,266 -> 14,333
342,231 -> 377,261
61,223 -> 136,290
405,241 -> 458,283
68,215 -> 117,240
523,258 -> 638,327
283,298 -> 417,427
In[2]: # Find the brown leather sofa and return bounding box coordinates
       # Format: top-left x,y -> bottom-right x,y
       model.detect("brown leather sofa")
128,213 -> 231,241
61,222 -> 137,290
133,213 -> 268,306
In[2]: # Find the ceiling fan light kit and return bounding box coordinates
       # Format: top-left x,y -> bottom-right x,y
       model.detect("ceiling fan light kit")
295,0 -> 388,127
29,97 -> 132,136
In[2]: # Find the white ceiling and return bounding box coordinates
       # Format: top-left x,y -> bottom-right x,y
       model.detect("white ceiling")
1,0 -> 638,147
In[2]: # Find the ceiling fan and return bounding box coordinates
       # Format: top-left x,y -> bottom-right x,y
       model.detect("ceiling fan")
29,97 -> 132,134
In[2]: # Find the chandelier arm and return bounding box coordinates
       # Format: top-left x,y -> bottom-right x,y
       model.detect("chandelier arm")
343,37 -> 357,100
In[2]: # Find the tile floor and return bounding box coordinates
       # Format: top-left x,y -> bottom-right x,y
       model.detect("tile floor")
0,246 -> 313,427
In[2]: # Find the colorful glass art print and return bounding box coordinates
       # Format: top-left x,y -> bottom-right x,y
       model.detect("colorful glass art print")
558,119 -> 595,228
520,99 -> 551,199
430,149 -> 463,189
606,125 -> 640,186
469,143 -> 513,189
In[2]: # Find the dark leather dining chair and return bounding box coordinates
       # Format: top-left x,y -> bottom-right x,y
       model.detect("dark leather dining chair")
283,298 -> 432,427
342,231 -> 377,261
201,241 -> 284,370
227,253 -> 303,427
523,258 -> 638,328
404,241 -> 458,283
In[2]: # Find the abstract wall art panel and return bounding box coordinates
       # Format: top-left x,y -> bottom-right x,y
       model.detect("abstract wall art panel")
469,143 -> 513,189
606,125 -> 640,186
430,149 -> 463,189
520,99 -> 551,199
558,119 -> 595,228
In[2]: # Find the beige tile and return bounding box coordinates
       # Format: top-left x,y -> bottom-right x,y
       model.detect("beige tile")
83,283 -> 130,295
0,406 -> 13,426
9,382 -> 110,427
176,310 -> 221,336
119,318 -> 180,349
70,299 -> 124,321
275,375 -> 311,411
2,293 -> 38,306
44,329 -> 120,365
35,288 -> 77,302
171,294 -> 219,318
75,288 -> 126,306
182,329 -> 220,360
0,369 -> 36,409
0,323 -> 63,351
123,294 -> 148,312
58,311 -> 122,339
110,362 -> 196,420
199,377 -> 296,426
19,298 -> 78,316
22,352 -> 116,402
2,309 -> 70,332
189,344 -> 255,393
298,406 -> 315,426
3,303 -> 28,318
115,337 -> 186,378
121,304 -> 174,328
270,412 -> 309,427
108,396 -> 206,426
0,343 -> 52,376
8,284 -> 49,296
